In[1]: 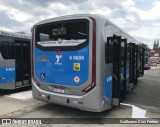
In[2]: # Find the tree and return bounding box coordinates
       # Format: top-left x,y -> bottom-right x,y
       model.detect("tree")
153,39 -> 156,50
139,43 -> 151,52
157,39 -> 159,51
153,39 -> 160,51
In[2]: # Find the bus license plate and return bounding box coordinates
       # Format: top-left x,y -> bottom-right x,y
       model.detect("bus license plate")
53,88 -> 65,93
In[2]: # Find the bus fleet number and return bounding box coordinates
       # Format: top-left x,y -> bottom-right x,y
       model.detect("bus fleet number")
69,56 -> 84,61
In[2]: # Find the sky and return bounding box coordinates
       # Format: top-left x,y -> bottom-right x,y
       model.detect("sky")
0,0 -> 160,48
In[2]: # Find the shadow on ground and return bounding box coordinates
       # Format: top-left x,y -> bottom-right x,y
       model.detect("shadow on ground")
0,86 -> 31,96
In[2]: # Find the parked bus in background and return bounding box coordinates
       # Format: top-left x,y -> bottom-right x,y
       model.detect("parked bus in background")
31,14 -> 144,112
149,51 -> 160,64
0,30 -> 31,90
149,57 -> 159,66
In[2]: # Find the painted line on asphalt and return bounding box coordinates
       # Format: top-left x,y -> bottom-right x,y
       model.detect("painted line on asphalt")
144,74 -> 160,76
151,67 -> 160,69
144,70 -> 148,74
121,103 -> 148,118
6,90 -> 33,100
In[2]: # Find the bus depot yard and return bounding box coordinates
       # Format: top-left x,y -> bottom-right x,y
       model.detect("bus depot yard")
0,65 -> 160,122
0,14 -> 160,127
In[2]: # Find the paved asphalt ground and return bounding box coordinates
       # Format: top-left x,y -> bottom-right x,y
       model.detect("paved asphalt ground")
0,65 -> 160,127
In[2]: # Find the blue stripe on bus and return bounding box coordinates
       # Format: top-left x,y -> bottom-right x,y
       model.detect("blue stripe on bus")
34,45 -> 89,86
0,67 -> 15,84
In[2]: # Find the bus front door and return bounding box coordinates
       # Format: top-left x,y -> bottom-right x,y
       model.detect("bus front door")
120,39 -> 127,99
22,41 -> 31,85
15,40 -> 30,88
107,36 -> 121,106
15,40 -> 22,87
128,43 -> 136,88
139,48 -> 144,76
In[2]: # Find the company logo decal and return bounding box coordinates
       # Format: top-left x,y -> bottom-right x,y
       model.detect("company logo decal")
37,55 -> 49,62
55,55 -> 62,65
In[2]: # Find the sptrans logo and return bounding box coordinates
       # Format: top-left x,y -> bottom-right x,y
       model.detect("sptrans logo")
55,55 -> 62,65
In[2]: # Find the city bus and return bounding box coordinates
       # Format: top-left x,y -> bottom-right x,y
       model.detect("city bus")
31,14 -> 144,112
0,30 -> 31,90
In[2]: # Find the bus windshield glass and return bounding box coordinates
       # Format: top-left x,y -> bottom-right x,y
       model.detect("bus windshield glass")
35,19 -> 89,51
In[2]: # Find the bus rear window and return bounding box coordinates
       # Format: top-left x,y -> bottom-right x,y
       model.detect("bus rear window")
35,19 -> 89,51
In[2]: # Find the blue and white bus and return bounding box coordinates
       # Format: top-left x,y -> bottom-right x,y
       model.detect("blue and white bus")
0,30 -> 31,90
31,14 -> 144,112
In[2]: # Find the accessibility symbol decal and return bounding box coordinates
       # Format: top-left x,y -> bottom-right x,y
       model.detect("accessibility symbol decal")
40,73 -> 46,80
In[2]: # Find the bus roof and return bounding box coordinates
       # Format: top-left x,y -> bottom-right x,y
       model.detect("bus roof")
0,30 -> 31,39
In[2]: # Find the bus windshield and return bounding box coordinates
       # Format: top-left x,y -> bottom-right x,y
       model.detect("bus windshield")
35,19 -> 89,51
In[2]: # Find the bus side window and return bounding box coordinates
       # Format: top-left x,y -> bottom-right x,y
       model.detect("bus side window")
0,42 -> 15,59
105,40 -> 113,64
